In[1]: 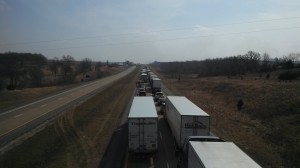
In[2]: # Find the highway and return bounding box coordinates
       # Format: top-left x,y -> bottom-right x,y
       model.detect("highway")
125,115 -> 178,168
99,83 -> 178,168
0,66 -> 136,147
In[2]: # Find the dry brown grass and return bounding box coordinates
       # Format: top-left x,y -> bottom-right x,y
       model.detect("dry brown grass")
0,86 -> 68,111
156,71 -> 300,168
41,69 -> 138,168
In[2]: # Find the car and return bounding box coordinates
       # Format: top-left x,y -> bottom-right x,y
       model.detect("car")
138,91 -> 146,96
152,88 -> 162,94
159,102 -> 166,113
139,83 -> 146,89
157,95 -> 166,105
138,88 -> 146,96
153,92 -> 164,101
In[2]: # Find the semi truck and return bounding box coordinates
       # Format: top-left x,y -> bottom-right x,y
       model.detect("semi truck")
165,96 -> 210,151
184,140 -> 261,168
149,74 -> 158,84
151,77 -> 161,94
140,73 -> 148,82
128,96 -> 158,153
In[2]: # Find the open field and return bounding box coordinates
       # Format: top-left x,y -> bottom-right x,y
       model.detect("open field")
0,68 -> 138,168
154,70 -> 300,168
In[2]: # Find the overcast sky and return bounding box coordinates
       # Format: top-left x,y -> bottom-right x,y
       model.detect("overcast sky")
1,0 -> 300,63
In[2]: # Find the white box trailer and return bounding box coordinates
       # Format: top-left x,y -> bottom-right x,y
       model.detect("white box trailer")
187,141 -> 261,168
148,72 -> 155,80
152,77 -> 161,89
141,69 -> 147,73
140,73 -> 148,82
128,96 -> 158,153
165,96 -> 210,149
150,74 -> 157,83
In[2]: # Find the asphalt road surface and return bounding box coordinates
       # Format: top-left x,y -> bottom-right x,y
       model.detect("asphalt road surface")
125,115 -> 178,168
0,66 -> 136,146
99,108 -> 178,168
100,82 -> 179,168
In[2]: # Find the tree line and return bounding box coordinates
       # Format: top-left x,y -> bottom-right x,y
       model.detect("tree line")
155,51 -> 300,79
0,52 -> 104,91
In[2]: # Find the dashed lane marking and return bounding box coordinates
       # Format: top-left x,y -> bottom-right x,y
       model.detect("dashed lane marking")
150,157 -> 154,167
14,114 -> 23,118
40,104 -> 47,108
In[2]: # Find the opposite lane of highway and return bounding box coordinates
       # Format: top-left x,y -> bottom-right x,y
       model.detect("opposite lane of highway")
0,66 -> 136,137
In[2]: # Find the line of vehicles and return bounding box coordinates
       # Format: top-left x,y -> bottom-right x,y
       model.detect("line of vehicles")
128,67 -> 261,168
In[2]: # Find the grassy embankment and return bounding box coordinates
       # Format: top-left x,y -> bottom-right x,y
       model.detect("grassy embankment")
155,70 -> 300,168
0,68 -> 138,168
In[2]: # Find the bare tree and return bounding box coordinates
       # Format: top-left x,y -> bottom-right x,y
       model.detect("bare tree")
61,55 -> 75,82
244,50 -> 261,73
61,55 -> 74,75
261,52 -> 272,72
0,52 -> 47,89
49,57 -> 60,77
94,61 -> 102,78
28,67 -> 44,87
79,58 -> 92,79
287,53 -> 300,63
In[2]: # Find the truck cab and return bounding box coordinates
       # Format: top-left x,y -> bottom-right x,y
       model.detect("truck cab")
178,136 -> 224,168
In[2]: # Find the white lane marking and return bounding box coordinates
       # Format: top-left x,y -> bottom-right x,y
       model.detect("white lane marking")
14,114 -> 23,118
40,104 -> 47,107
150,157 -> 154,166
167,162 -> 170,168
160,132 -> 162,139
0,67 -> 135,117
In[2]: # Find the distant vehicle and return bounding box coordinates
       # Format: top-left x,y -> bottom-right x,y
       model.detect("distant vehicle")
138,88 -> 146,96
160,102 -> 166,113
140,73 -> 148,82
151,78 -> 161,94
157,95 -> 166,106
153,92 -> 164,101
141,69 -> 147,74
181,139 -> 261,168
149,74 -> 157,86
153,88 -> 161,95
148,72 -> 155,80
128,97 -> 158,153
151,77 -> 160,87
165,96 -> 211,152
138,82 -> 146,89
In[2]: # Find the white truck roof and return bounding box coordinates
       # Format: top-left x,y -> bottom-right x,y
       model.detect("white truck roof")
167,96 -> 209,116
190,141 -> 261,168
128,97 -> 157,118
